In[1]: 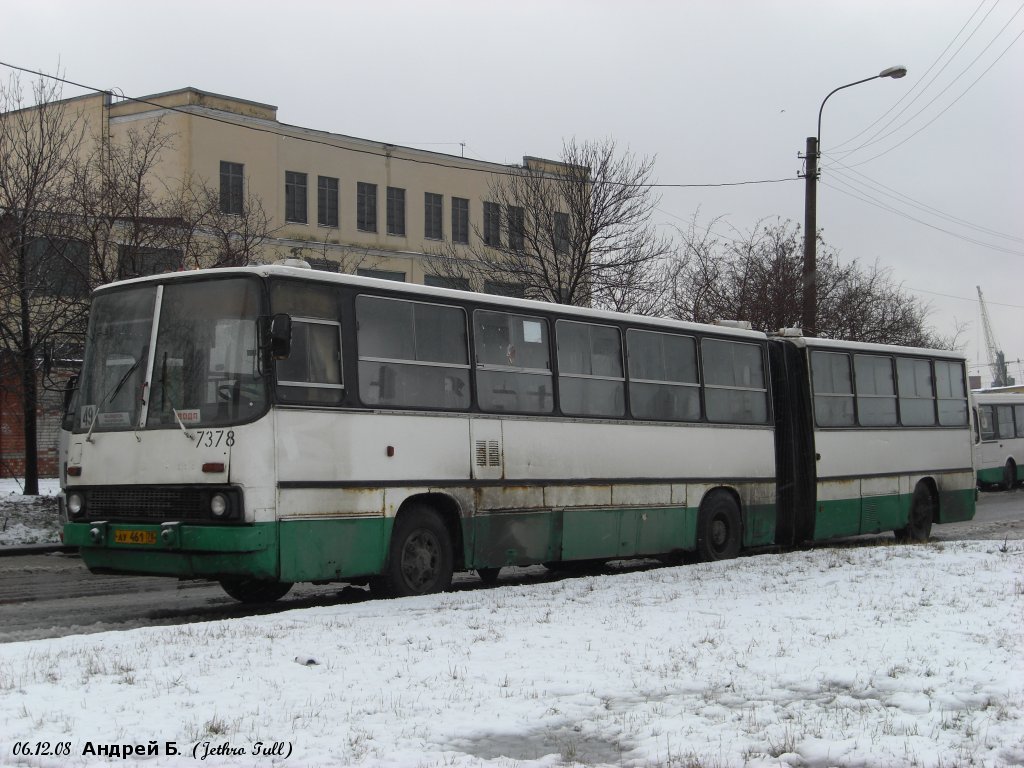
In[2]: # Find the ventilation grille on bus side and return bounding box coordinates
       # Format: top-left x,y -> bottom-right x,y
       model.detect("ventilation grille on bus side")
475,440 -> 501,468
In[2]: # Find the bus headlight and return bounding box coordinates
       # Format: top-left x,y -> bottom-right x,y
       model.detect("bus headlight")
210,493 -> 229,518
67,492 -> 85,517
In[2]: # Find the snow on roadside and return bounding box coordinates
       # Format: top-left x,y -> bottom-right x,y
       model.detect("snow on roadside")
1,541 -> 1022,767
0,479 -> 61,547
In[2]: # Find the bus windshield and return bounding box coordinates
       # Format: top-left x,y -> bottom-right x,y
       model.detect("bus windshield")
73,277 -> 267,434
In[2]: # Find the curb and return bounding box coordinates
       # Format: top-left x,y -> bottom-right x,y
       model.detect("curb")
0,544 -> 77,558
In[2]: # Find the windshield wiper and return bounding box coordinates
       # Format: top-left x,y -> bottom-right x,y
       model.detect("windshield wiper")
85,355 -> 144,443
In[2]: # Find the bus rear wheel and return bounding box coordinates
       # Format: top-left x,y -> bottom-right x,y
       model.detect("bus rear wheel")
696,491 -> 742,562
219,577 -> 293,603
371,505 -> 454,598
895,483 -> 934,543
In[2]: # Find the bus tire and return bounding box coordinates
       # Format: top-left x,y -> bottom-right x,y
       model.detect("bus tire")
695,491 -> 742,562
373,505 -> 454,598
1002,460 -> 1017,491
895,482 -> 934,543
219,578 -> 293,603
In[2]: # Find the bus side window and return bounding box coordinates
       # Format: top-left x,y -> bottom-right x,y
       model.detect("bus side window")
356,295 -> 470,410
979,406 -> 995,441
810,351 -> 854,427
275,319 -> 344,405
474,310 -> 553,415
996,405 -> 1015,440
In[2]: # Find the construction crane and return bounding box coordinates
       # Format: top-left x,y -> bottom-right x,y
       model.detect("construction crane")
977,286 -> 1013,388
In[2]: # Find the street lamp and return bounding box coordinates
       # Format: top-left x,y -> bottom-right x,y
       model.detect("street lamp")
801,65 -> 907,337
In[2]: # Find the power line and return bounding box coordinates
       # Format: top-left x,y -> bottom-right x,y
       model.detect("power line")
827,0 -> 992,154
0,60 -> 798,191
819,178 -> 1024,257
833,13 -> 1024,166
908,286 -> 1024,309
825,163 -> 1024,245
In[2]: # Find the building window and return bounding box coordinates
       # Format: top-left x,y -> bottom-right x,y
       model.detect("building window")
425,274 -> 470,291
317,176 -> 339,228
117,245 -> 182,279
357,268 -> 406,282
452,197 -> 469,244
306,257 -> 340,273
484,281 -> 526,298
27,237 -> 90,299
483,202 -> 501,247
285,171 -> 307,223
387,187 -> 406,236
508,206 -> 525,251
554,212 -> 570,254
357,182 -> 378,232
425,192 -> 443,240
220,161 -> 243,215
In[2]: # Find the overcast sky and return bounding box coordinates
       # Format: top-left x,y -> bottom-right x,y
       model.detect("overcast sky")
5,0 -> 1022,385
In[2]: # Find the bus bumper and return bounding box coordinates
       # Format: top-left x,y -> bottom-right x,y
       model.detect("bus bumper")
63,521 -> 278,579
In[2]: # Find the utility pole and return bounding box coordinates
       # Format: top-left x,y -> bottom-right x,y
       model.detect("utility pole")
801,136 -> 818,338
801,66 -> 907,338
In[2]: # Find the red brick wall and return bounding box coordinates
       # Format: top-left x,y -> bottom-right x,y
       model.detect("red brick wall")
0,367 -> 68,479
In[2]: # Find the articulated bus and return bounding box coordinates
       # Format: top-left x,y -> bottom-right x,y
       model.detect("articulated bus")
61,263 -> 975,602
972,391 -> 1024,490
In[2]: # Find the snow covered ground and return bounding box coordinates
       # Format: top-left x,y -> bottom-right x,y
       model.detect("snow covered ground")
1,540 -> 1022,767
0,478 -> 62,547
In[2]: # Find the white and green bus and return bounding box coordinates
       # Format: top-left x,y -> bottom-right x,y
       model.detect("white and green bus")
972,391 -> 1024,490
61,263 -> 975,602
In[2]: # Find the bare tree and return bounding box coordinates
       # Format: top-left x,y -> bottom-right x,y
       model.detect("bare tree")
0,74 -> 86,493
668,217 -> 959,349
429,138 -> 672,313
170,179 -> 273,268
65,115 -> 189,285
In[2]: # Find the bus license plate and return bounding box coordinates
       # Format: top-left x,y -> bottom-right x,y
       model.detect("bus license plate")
113,529 -> 158,545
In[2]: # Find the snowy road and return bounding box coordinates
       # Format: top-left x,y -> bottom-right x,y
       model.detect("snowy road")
0,492 -> 1020,644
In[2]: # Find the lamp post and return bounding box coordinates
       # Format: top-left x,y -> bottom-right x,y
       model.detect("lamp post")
801,65 -> 907,337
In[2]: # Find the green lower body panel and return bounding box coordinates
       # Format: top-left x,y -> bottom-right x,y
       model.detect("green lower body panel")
743,504 -> 777,548
278,517 -> 391,582
65,521 -> 279,579
812,485 -> 976,540
560,507 -> 697,561
468,511 -> 558,568
812,494 -> 906,540
977,465 -> 1021,486
936,487 -> 976,523
468,507 -> 701,569
812,497 -> 864,540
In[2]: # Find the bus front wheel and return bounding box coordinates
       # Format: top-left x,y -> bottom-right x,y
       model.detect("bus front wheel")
371,505 -> 454,598
695,491 -> 742,562
895,483 -> 934,543
1002,460 -> 1017,491
219,577 -> 293,604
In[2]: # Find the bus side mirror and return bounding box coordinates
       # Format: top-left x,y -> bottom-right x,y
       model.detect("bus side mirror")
63,375 -> 79,413
270,314 -> 292,360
